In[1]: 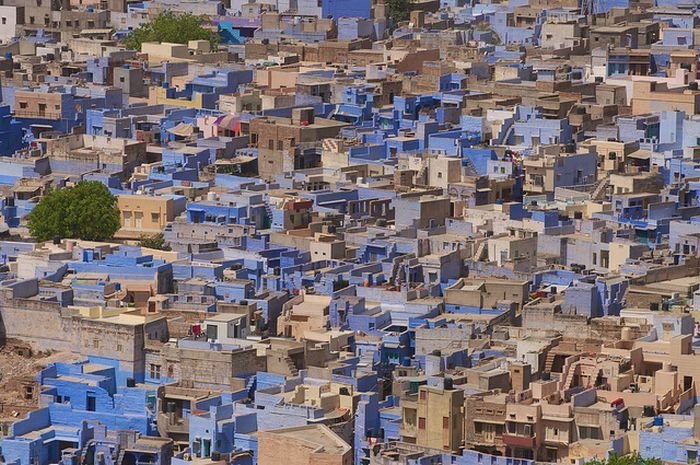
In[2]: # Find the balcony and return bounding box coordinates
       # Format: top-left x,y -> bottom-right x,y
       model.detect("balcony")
502,433 -> 536,449
14,110 -> 62,120
399,424 -> 417,438
543,434 -> 570,445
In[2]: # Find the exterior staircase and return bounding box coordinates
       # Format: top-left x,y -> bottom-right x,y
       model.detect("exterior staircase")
284,356 -> 299,376
416,165 -> 428,186
263,203 -> 273,229
245,375 -> 257,398
115,449 -> 126,465
473,241 -> 488,261
591,175 -> 611,201
544,351 -> 557,373
464,156 -> 480,177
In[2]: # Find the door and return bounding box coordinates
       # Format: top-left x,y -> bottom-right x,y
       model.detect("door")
483,423 -> 495,442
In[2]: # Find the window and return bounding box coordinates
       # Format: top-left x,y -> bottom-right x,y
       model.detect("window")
151,212 -> 160,223
443,417 -> 449,429
419,390 -> 426,400
116,343 -> 123,352
687,450 -> 697,463
437,172 -> 443,178
24,386 -> 34,400
1,18 -> 6,25
18,102 -> 27,109
150,364 -> 161,380
119,77 -> 125,83
93,339 -> 100,349
135,211 -> 143,229
86,394 -> 96,411
418,417 -> 426,429
579,426 -> 601,440
268,139 -> 274,150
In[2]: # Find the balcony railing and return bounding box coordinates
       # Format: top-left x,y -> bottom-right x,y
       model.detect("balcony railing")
502,433 -> 537,449
14,110 -> 62,120
399,425 -> 417,438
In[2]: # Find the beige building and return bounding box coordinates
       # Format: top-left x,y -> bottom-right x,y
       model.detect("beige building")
141,41 -> 228,64
277,293 -> 330,340
631,81 -> 700,115
250,108 -> 349,181
258,424 -> 352,465
309,235 -> 347,262
486,231 -> 538,271
400,382 -> 465,453
116,194 -> 186,240
445,278 -> 530,311
581,139 -> 641,176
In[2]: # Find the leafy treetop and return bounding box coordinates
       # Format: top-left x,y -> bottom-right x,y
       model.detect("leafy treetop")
585,453 -> 663,465
122,11 -> 219,50
28,181 -> 121,242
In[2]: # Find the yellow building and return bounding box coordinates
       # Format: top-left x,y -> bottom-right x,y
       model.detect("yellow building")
116,194 -> 186,240
401,382 -> 465,453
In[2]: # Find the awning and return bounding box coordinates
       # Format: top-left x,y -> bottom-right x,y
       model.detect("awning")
167,123 -> 194,137
215,114 -> 241,132
80,28 -> 112,34
474,418 -> 505,425
215,156 -> 257,165
628,150 -> 651,160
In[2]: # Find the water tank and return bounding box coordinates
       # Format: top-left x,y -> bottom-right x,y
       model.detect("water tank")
653,416 -> 663,426
444,377 -> 453,390
207,191 -> 218,201
126,377 -> 136,387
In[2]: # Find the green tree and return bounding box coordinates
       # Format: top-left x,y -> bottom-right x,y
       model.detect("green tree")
385,0 -> 410,25
28,181 -> 120,242
585,453 -> 662,465
139,233 -> 170,251
122,11 -> 219,51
